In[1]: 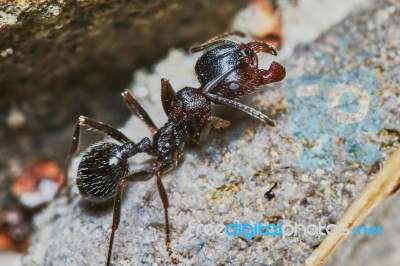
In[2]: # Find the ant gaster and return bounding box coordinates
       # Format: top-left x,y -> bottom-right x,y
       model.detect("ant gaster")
65,32 -> 285,265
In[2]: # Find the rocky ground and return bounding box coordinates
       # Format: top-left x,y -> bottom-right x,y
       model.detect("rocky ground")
20,0 -> 400,265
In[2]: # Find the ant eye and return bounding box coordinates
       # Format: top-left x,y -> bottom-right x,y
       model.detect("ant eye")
229,82 -> 241,91
77,142 -> 129,202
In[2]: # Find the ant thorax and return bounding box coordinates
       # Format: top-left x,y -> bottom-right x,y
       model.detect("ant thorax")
168,88 -> 211,125
152,121 -> 186,159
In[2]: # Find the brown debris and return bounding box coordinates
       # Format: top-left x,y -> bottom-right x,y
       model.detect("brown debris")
233,0 -> 283,49
12,161 -> 64,209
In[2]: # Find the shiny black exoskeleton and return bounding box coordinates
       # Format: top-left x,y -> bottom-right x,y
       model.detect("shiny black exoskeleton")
65,32 -> 286,266
192,31 -> 285,101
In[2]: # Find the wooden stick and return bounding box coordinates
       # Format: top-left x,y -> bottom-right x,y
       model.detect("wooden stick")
304,147 -> 400,266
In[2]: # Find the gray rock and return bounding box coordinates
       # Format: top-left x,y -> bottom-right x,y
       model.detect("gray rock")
22,0 -> 400,265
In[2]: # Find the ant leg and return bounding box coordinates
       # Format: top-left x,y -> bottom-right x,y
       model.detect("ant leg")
62,123 -> 81,194
193,116 -> 230,142
107,170 -> 154,266
247,41 -> 278,56
66,116 -> 130,164
206,93 -> 276,127
161,78 -> 176,118
190,31 -> 245,53
62,116 -> 131,193
209,116 -> 231,129
156,169 -> 178,264
79,116 -> 130,143
121,90 -> 158,134
202,31 -> 245,44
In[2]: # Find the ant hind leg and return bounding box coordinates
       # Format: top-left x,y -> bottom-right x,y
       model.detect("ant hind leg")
107,170 -> 154,266
156,168 -> 178,264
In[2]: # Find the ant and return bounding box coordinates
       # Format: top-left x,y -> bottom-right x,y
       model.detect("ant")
264,182 -> 278,200
65,31 -> 285,265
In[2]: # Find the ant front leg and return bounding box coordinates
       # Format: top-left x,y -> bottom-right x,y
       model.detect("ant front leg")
208,116 -> 231,129
192,115 -> 231,142
107,170 -> 154,266
160,78 -> 176,118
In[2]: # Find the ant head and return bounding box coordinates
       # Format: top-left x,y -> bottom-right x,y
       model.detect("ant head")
76,142 -> 129,202
194,39 -> 285,100
229,45 -> 285,101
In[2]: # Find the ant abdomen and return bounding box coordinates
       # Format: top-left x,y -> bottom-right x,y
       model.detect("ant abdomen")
76,142 -> 129,202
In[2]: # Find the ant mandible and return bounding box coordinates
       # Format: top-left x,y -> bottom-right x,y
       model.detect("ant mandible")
65,31 -> 285,266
